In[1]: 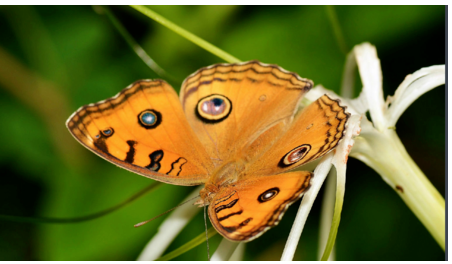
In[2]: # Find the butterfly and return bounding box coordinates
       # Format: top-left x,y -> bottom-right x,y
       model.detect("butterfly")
66,60 -> 349,242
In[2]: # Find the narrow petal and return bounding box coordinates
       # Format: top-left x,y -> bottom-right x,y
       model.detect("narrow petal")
384,65 -> 445,127
333,114 -> 362,167
306,85 -> 361,115
320,114 -> 361,260
281,153 -> 334,261
348,91 -> 369,114
137,187 -> 202,261
318,170 -> 337,261
340,51 -> 358,98
211,239 -> 240,261
229,243 -> 246,261
354,43 -> 386,131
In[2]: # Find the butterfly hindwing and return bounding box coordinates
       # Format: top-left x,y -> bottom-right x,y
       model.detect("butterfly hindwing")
208,171 -> 312,241
66,80 -> 214,186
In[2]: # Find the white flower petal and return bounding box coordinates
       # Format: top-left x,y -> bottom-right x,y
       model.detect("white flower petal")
137,187 -> 202,261
318,169 -> 337,261
340,51 -> 358,98
354,43 -> 386,131
229,243 -> 246,261
316,114 -> 361,260
348,91 -> 369,114
306,85 -> 361,116
210,239 -> 240,261
333,114 -> 361,168
305,85 -> 330,102
384,65 -> 445,127
281,152 -> 334,261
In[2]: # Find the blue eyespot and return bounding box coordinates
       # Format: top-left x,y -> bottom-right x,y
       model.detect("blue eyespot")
100,127 -> 114,137
141,112 -> 156,126
138,109 -> 162,129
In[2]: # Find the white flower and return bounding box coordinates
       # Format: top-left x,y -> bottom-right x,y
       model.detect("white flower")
136,42 -> 445,261
281,42 -> 445,261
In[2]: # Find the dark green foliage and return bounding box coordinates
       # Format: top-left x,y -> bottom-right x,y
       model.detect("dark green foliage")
0,5 -> 445,260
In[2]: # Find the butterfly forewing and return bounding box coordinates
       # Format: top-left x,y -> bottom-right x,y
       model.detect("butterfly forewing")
245,94 -> 350,175
66,80 -> 214,186
180,61 -> 313,167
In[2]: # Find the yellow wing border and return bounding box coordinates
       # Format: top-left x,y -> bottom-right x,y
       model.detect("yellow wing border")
302,94 -> 351,164
180,60 -> 314,108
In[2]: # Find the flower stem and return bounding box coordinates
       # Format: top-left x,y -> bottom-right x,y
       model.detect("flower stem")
351,127 -> 445,250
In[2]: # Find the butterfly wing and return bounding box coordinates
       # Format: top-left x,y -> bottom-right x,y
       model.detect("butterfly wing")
208,171 -> 312,241
66,80 -> 214,186
244,94 -> 350,175
180,60 -> 313,166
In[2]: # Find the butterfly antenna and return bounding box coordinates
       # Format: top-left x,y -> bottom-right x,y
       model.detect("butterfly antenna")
204,205 -> 211,261
134,195 -> 200,228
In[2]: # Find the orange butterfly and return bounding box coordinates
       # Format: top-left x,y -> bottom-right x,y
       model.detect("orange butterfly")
66,61 -> 349,241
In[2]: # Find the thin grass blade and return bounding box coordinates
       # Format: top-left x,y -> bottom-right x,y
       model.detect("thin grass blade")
0,182 -> 161,224
130,5 -> 241,64
155,227 -> 217,261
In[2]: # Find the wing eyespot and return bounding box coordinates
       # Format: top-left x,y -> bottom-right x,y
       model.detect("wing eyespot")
94,127 -> 115,153
195,94 -> 232,123
279,144 -> 312,167
258,187 -> 280,203
138,109 -> 162,129
101,127 -> 114,137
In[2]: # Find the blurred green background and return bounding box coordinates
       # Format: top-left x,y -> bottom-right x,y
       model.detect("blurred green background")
0,5 -> 445,261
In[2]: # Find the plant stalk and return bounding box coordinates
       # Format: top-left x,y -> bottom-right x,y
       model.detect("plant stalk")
351,128 -> 445,250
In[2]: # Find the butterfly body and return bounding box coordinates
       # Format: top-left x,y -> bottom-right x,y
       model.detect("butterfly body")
196,156 -> 250,203
67,61 -> 349,241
